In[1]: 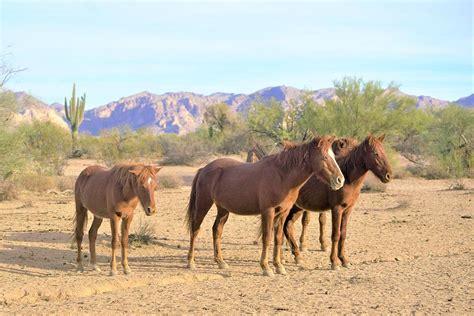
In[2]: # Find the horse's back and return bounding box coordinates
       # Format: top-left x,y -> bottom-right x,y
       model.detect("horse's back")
75,165 -> 110,215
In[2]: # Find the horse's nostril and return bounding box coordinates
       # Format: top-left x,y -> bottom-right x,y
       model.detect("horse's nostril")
336,177 -> 342,185
385,173 -> 391,180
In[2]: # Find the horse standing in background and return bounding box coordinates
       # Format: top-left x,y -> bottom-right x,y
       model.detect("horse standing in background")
284,135 -> 392,270
73,163 -> 161,275
185,136 -> 345,277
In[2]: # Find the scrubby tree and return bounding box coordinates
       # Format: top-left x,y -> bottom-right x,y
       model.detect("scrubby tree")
428,104 -> 473,181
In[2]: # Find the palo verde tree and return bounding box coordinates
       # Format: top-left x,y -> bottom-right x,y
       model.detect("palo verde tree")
64,83 -> 86,156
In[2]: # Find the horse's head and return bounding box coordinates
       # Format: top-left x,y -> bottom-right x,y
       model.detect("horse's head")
129,165 -> 162,216
332,137 -> 359,159
311,135 -> 345,191
362,134 -> 393,183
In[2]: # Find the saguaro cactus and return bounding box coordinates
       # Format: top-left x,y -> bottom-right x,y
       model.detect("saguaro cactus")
64,83 -> 86,156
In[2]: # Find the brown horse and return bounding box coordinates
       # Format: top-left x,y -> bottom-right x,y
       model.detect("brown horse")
284,134 -> 392,270
185,136 -> 345,277
73,163 -> 161,275
297,137 -> 359,252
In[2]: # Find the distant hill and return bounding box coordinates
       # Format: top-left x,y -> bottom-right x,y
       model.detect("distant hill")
9,86 -> 473,135
455,94 -> 474,108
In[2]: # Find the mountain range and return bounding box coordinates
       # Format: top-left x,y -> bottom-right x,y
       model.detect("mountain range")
9,86 -> 474,135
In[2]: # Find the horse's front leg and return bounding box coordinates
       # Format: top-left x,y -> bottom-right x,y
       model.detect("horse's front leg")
109,215 -> 121,276
338,207 -> 353,268
284,207 -> 304,265
260,208 -> 275,277
121,213 -> 134,274
330,206 -> 343,270
273,208 -> 290,275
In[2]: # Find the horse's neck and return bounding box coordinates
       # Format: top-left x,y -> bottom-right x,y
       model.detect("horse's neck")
282,164 -> 313,190
341,150 -> 368,186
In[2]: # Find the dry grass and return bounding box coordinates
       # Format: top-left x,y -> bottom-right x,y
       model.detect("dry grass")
0,181 -> 17,201
157,174 -> 182,189
129,216 -> 157,246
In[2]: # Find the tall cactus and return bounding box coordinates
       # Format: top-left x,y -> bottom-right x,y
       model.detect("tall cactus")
64,83 -> 86,156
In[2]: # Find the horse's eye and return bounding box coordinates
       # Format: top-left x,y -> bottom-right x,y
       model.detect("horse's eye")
373,151 -> 378,156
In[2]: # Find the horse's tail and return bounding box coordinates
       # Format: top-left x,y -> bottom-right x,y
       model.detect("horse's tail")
185,168 -> 202,234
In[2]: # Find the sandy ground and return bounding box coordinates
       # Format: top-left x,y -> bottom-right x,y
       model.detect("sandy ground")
0,161 -> 473,314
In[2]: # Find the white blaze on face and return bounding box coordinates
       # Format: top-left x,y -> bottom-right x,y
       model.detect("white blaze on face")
147,177 -> 152,185
328,147 -> 344,187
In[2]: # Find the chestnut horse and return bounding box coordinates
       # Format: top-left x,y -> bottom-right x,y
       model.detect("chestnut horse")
73,163 -> 161,275
185,136 -> 345,277
297,137 -> 359,252
284,134 -> 392,270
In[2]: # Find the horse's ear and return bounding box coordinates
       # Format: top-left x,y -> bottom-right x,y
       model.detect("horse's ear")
367,133 -> 375,145
154,166 -> 163,173
377,134 -> 386,143
129,169 -> 142,176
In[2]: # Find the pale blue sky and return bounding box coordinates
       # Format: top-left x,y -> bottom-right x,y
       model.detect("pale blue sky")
1,0 -> 472,109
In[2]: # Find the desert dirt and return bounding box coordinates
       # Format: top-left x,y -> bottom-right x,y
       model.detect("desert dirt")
0,159 -> 473,314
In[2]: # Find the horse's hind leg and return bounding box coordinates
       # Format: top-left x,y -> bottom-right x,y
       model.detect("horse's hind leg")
319,212 -> 329,252
74,203 -> 88,272
300,211 -> 311,252
284,206 -> 304,264
89,216 -> 103,271
187,196 -> 213,270
213,205 -> 230,269
338,207 -> 353,268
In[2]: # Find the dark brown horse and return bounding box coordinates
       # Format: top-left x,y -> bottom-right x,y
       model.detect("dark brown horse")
284,134 -> 392,270
297,137 -> 359,252
246,144 -> 267,163
185,136 -> 344,277
73,163 -> 161,275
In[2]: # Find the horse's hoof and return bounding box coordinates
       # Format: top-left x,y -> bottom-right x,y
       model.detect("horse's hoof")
276,266 -> 287,275
217,261 -> 228,270
91,264 -> 101,272
331,264 -> 340,271
262,269 -> 275,277
124,268 -> 132,275
295,256 -> 303,265
342,262 -> 351,268
187,262 -> 196,270
110,269 -> 118,276
76,264 -> 84,273
321,246 -> 329,252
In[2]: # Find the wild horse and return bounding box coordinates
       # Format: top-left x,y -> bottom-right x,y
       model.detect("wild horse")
73,163 -> 161,275
185,136 -> 344,277
284,134 -> 392,269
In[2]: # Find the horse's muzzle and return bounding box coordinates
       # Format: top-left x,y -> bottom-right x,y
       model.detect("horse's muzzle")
145,207 -> 156,216
382,172 -> 392,183
330,175 -> 345,191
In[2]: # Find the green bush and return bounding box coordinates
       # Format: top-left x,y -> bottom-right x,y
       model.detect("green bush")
158,133 -> 212,165
18,121 -> 71,175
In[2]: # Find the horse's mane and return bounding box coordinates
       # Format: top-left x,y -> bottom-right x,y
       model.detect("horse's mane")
110,163 -> 156,187
272,137 -> 329,172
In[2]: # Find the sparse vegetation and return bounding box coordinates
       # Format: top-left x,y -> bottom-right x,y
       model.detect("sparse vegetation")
157,174 -> 182,189
129,216 -> 157,246
64,83 -> 86,157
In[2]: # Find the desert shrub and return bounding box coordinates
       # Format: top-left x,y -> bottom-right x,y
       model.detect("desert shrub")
55,176 -> 76,191
361,178 -> 387,193
96,127 -> 162,166
406,160 -> 450,179
78,134 -> 102,159
129,216 -> 156,246
11,174 -> 56,192
0,180 -> 17,201
158,133 -> 212,165
157,174 -> 182,189
17,121 -> 71,175
0,128 -> 26,179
